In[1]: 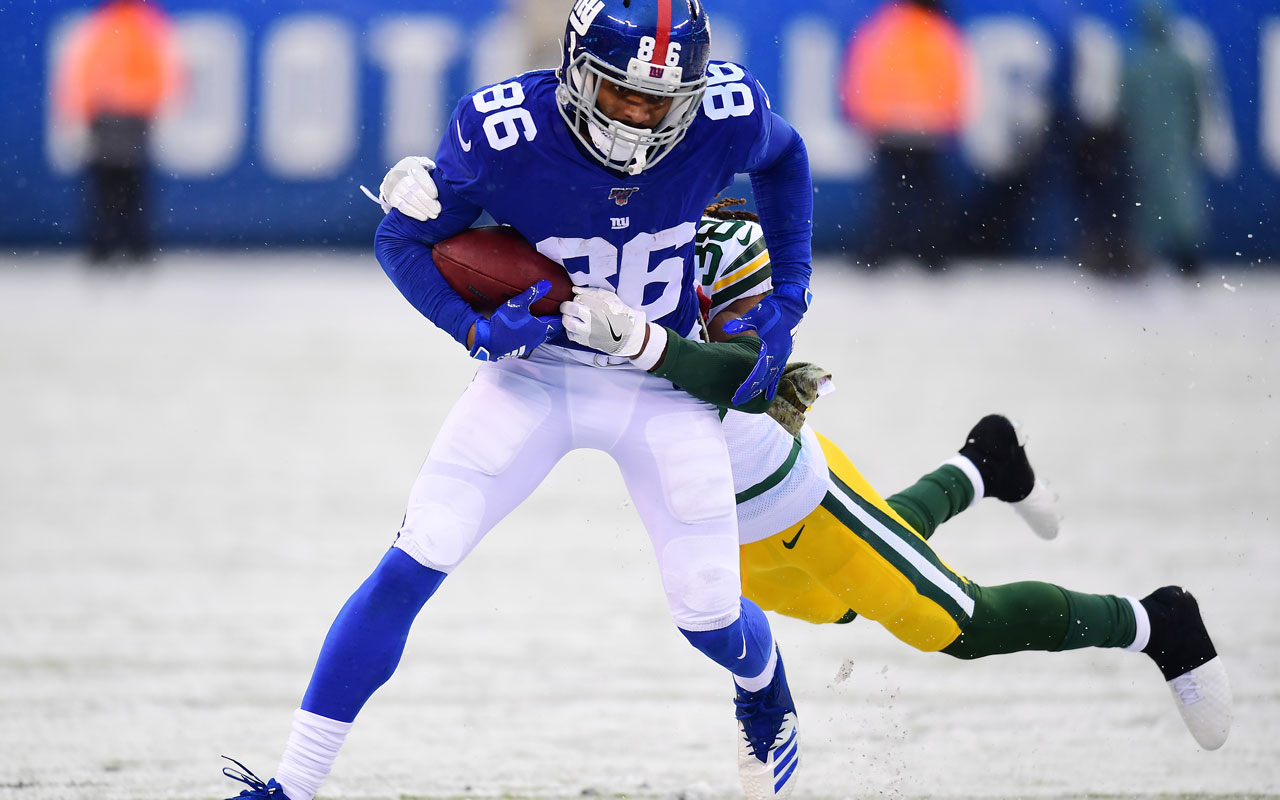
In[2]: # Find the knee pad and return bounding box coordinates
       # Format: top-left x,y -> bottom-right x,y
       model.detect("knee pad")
397,475 -> 486,572
661,534 -> 741,630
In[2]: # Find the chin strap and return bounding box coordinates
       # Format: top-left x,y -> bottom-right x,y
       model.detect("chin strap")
586,121 -> 650,174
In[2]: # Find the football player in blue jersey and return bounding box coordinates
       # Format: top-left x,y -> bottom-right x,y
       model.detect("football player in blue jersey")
220,3 -> 811,799
371,143 -> 1238,748
374,168 -> 1234,758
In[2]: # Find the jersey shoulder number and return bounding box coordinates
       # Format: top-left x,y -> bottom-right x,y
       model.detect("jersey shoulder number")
456,77 -> 540,156
693,61 -> 775,176
695,217 -> 771,319
437,74 -> 553,195
700,60 -> 768,122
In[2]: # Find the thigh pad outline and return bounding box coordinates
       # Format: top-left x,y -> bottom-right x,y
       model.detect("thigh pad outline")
429,367 -> 553,477
645,411 -> 735,524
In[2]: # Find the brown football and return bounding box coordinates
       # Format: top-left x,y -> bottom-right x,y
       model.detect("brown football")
432,226 -> 574,316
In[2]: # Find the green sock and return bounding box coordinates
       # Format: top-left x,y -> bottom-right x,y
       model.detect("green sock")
887,464 -> 974,540
942,582 -> 1137,659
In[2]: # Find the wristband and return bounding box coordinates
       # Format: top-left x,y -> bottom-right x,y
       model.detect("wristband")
631,322 -> 667,371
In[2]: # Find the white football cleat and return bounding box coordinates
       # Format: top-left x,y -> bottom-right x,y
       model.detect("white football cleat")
1011,478 -> 1062,540
737,714 -> 799,800
958,415 -> 1062,540
735,648 -> 800,799
1139,586 -> 1233,750
1166,656 -> 1233,750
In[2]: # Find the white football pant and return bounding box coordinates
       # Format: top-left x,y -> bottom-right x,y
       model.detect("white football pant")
394,346 -> 743,632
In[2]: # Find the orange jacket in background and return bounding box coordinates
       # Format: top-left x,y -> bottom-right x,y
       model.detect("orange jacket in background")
55,0 -> 182,123
842,2 -> 971,137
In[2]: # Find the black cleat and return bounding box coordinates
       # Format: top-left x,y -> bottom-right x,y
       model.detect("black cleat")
959,414 -> 1034,501
958,414 -> 1061,539
1140,587 -> 1232,749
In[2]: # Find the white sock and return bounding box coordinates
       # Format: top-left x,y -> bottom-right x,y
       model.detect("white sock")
275,709 -> 353,800
733,644 -> 779,693
1122,596 -> 1151,652
943,454 -> 984,507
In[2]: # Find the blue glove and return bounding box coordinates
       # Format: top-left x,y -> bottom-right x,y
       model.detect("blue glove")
469,280 -> 565,361
721,281 -> 812,404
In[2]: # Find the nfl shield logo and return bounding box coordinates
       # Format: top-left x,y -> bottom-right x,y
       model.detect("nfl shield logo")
609,187 -> 640,206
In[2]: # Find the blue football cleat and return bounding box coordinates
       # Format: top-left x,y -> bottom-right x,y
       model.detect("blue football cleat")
734,648 -> 800,799
221,756 -> 291,799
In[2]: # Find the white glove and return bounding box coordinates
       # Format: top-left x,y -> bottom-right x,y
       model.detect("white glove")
561,287 -> 651,358
359,156 -> 441,221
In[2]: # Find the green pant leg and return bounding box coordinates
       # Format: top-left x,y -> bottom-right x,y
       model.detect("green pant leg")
887,464 -> 974,541
943,581 -> 1138,659
885,467 -> 1137,657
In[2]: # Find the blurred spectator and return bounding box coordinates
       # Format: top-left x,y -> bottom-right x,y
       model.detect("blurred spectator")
1069,21 -> 1134,280
1072,118 -> 1134,279
1119,0 -> 1208,280
841,0 -> 970,270
54,0 -> 182,264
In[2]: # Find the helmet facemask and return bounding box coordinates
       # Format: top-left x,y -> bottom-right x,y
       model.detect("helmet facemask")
557,47 -> 706,175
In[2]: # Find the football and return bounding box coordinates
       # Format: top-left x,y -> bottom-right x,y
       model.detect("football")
432,226 -> 574,316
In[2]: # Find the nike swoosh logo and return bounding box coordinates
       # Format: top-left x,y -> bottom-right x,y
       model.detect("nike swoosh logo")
606,318 -> 623,342
736,630 -> 747,659
736,226 -> 755,247
781,525 -> 804,549
456,120 -> 472,152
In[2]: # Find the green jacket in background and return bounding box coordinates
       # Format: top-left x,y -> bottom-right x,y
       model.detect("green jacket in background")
1119,0 -> 1207,259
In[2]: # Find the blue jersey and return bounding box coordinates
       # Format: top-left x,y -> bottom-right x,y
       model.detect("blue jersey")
376,62 -> 812,352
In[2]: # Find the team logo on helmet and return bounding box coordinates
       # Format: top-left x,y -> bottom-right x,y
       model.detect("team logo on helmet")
556,0 -> 711,175
569,0 -> 605,36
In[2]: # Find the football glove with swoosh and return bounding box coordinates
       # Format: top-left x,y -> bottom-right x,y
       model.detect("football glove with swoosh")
560,286 -> 650,357
722,282 -> 813,404
470,281 -> 564,362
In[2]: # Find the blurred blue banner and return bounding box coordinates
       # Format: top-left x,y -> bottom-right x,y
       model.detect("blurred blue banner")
2,0 -> 1276,260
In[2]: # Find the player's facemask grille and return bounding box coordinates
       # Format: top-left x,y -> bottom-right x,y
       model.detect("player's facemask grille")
556,51 -> 705,176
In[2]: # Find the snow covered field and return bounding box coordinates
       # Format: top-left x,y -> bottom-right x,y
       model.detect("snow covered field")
1,253 -> 1277,800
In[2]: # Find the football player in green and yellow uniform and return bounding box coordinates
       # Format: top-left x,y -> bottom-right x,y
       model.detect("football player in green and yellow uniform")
375,164 -> 1233,752
688,199 -> 1230,750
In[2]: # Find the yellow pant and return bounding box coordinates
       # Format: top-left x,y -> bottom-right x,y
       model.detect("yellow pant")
740,432 -> 974,652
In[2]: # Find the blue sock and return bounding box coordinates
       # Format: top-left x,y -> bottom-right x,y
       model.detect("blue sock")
300,547 -> 445,722
680,597 -> 774,679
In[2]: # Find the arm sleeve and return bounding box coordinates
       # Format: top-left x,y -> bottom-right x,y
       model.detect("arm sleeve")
651,329 -> 772,414
373,179 -> 484,348
747,112 -> 813,289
